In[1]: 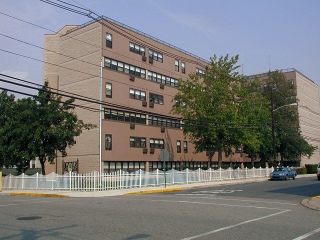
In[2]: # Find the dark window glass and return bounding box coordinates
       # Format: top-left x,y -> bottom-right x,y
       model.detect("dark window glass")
106,33 -> 112,48
177,140 -> 181,153
105,134 -> 112,150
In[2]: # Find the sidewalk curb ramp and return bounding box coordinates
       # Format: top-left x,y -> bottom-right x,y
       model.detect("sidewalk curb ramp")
124,187 -> 182,195
301,196 -> 320,211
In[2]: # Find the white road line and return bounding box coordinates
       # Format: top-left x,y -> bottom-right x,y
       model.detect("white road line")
174,195 -> 298,206
292,227 -> 320,240
181,209 -> 290,240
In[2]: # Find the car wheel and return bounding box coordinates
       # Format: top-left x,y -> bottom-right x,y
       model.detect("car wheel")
318,176 -> 320,181
293,175 -> 296,180
284,175 -> 288,181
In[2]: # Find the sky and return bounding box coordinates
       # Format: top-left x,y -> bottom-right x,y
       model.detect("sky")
1,0 -> 320,97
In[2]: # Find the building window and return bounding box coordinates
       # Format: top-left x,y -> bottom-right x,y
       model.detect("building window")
150,138 -> 164,149
130,137 -> 146,148
196,68 -> 205,77
175,60 -> 179,72
106,83 -> 112,98
106,33 -> 112,48
149,50 -> 163,62
182,62 -> 186,74
147,70 -> 178,88
148,116 -> 180,128
104,57 -> 146,79
104,108 -> 146,124
177,140 -> 181,153
183,141 -> 188,153
105,134 -> 112,150
149,93 -> 164,105
130,88 -> 146,101
129,42 -> 145,56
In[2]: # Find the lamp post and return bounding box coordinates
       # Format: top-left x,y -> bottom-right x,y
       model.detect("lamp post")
271,98 -> 298,167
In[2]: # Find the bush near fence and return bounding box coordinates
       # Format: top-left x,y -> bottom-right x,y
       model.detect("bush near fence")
305,164 -> 318,174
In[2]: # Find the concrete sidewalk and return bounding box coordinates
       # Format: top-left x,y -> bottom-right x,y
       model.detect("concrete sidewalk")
1,175 -> 319,211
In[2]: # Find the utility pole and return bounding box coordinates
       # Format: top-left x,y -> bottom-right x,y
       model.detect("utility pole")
271,87 -> 277,168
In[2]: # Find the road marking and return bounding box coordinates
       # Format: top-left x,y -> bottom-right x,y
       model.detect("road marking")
181,209 -> 290,240
174,195 -> 298,206
192,190 -> 243,194
292,227 -> 320,240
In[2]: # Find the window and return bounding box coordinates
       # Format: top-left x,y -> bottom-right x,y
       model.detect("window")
150,138 -> 164,149
149,50 -> 163,62
129,42 -> 145,55
149,93 -> 164,105
104,57 -> 146,79
147,70 -> 178,88
175,60 -> 179,72
148,116 -> 180,128
130,137 -> 146,148
183,141 -> 188,153
105,134 -> 112,150
182,62 -> 186,74
104,108 -> 146,124
130,88 -> 146,101
106,83 -> 112,98
196,68 -> 205,77
177,140 -> 181,153
106,33 -> 112,48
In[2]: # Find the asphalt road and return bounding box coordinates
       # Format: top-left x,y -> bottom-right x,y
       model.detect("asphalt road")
1,177 -> 320,240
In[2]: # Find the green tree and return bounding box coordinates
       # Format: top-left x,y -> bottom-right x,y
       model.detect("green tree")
30,82 -> 96,175
172,55 -> 269,168
263,70 -> 316,165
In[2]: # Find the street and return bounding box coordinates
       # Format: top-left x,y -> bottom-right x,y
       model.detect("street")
1,177 -> 320,240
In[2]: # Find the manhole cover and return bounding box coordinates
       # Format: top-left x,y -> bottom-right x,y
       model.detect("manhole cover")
17,216 -> 42,221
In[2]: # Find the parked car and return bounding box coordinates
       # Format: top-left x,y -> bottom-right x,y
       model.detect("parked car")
317,164 -> 320,181
270,167 -> 297,180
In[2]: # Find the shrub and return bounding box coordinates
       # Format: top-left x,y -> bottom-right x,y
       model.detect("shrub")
296,168 -> 307,175
305,164 -> 318,174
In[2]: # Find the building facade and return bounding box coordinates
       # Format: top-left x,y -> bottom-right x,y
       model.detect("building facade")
247,69 -> 320,166
43,17 -> 250,174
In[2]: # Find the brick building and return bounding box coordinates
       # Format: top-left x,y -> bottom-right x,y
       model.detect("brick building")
43,17 -> 319,174
43,17 -> 251,174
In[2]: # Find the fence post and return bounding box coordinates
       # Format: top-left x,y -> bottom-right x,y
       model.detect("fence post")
22,173 -> 24,190
36,172 -> 39,190
253,167 -> 255,178
156,169 -> 159,186
198,168 -> 201,182
237,167 -> 240,179
209,168 -> 212,182
259,167 -> 262,177
139,169 -> 142,188
69,171 -> 72,191
119,170 -> 122,189
219,168 -> 222,180
229,168 -> 232,179
172,169 -> 175,185
245,167 -> 248,178
186,168 -> 189,184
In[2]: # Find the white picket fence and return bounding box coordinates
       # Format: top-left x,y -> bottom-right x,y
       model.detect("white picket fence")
2,167 -> 273,191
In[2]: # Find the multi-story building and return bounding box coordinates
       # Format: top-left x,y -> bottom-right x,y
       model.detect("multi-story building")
247,69 -> 320,166
43,17 -> 320,174
43,17 -> 249,174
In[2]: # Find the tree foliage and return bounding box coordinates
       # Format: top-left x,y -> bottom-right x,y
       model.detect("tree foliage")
0,83 -> 96,174
171,55 -> 270,167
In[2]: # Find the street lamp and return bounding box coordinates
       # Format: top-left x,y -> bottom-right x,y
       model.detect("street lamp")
271,102 -> 298,167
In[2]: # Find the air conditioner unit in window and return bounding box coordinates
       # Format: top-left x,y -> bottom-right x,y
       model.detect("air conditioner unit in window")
143,148 -> 148,154
129,75 -> 135,81
149,102 -> 154,108
142,101 -> 147,107
142,55 -> 147,61
130,123 -> 135,129
160,83 -> 164,89
150,148 -> 155,154
149,58 -> 153,64
161,127 -> 165,133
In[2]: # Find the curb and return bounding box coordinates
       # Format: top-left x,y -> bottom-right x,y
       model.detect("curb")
301,196 -> 320,211
124,187 -> 183,195
10,192 -> 69,198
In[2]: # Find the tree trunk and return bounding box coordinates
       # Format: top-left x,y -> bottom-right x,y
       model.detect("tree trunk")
218,150 -> 222,168
40,157 -> 46,175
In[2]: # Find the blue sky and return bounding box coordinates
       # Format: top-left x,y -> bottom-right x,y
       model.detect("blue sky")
1,0 -> 320,96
